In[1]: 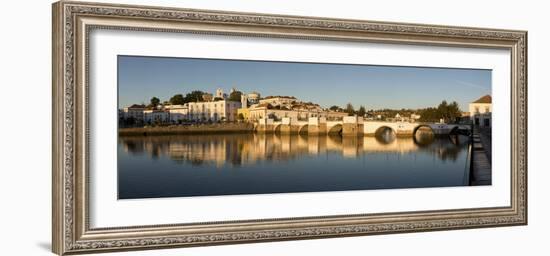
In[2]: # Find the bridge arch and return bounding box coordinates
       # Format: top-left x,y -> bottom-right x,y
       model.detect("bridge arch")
413,125 -> 435,146
298,124 -> 309,134
327,124 -> 343,135
374,126 -> 396,144
413,124 -> 435,137
374,126 -> 395,136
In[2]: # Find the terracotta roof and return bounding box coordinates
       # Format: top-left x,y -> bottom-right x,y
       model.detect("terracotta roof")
472,95 -> 492,104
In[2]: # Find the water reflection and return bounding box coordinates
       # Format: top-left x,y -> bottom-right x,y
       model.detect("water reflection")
375,127 -> 396,144
119,133 -> 467,168
118,133 -> 471,199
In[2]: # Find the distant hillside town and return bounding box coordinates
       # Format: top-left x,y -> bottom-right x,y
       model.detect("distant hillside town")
120,87 -> 349,126
119,87 -> 491,128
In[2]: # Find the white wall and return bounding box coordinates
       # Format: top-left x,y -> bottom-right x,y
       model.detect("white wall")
0,0 -> 547,255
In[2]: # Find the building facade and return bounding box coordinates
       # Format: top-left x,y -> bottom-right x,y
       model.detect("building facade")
247,105 -> 347,122
469,95 -> 492,127
166,104 -> 189,123
240,91 -> 262,109
258,96 -> 296,108
247,92 -> 261,104
237,108 -> 250,121
237,94 -> 348,122
121,104 -> 146,121
187,100 -> 242,122
215,88 -> 228,100
143,109 -> 170,124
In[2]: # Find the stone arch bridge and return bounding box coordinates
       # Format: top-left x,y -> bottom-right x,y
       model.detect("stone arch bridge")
256,117 -> 470,137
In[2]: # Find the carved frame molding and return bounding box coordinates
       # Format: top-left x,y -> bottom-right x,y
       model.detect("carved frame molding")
52,1 -> 527,255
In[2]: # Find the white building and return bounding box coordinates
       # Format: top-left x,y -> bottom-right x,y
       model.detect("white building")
241,94 -> 249,109
143,109 -> 170,124
247,104 -> 346,121
187,100 -> 242,122
121,104 -> 146,121
215,88 -> 228,100
247,91 -> 261,104
240,91 -> 262,109
469,95 -> 492,127
410,113 -> 421,121
166,104 -> 189,123
258,96 -> 296,108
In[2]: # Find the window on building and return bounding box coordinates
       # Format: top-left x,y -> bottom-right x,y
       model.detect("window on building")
485,107 -> 490,113
475,107 -> 479,114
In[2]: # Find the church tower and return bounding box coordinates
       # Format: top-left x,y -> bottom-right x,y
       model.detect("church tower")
215,88 -> 224,99
241,94 -> 248,108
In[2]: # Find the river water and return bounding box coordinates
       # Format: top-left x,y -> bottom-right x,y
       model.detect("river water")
118,132 -> 471,199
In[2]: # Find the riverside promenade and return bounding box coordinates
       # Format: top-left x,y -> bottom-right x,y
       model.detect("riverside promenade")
470,127 -> 492,185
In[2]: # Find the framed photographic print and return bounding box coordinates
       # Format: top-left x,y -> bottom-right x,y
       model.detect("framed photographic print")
52,1 -> 527,255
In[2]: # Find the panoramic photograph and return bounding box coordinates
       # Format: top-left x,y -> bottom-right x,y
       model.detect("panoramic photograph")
117,55 -> 493,199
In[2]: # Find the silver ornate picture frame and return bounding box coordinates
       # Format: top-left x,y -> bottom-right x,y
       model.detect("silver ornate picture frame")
52,1 -> 527,255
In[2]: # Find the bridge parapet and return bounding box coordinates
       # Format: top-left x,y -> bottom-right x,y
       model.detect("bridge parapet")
342,116 -> 364,136
308,117 -> 327,135
280,117 -> 300,134
257,118 -> 274,133
258,118 -> 273,125
282,117 -> 297,125
255,118 -> 467,137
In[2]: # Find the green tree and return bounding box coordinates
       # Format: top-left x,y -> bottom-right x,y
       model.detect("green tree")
419,107 -> 438,122
329,105 -> 340,111
357,105 -> 366,117
418,100 -> 462,123
345,103 -> 355,116
437,100 -> 448,121
150,97 -> 160,107
446,101 -> 461,123
184,91 -> 206,103
169,94 -> 185,105
228,90 -> 243,102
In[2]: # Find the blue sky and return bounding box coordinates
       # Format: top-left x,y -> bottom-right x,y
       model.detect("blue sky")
118,55 -> 491,111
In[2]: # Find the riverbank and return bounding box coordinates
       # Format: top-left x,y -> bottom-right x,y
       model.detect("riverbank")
119,123 -> 254,136
470,127 -> 492,185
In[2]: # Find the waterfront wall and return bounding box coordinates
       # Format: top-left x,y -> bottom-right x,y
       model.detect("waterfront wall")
119,123 -> 254,136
